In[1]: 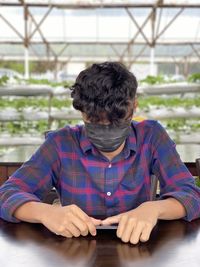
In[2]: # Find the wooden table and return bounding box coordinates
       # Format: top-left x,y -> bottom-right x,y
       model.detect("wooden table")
0,218 -> 200,267
0,146 -> 37,184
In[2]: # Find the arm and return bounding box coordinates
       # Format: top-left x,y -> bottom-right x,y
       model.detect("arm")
1,131 -> 102,237
151,121 -> 200,222
143,197 -> 186,221
102,121 -> 200,244
0,134 -> 60,222
14,201 -> 51,223
14,201 -> 101,237
101,197 -> 186,244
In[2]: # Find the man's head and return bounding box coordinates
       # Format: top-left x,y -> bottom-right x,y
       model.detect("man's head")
71,62 -> 138,125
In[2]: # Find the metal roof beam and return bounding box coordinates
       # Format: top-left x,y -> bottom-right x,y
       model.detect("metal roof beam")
125,8 -> 151,47
0,40 -> 200,45
29,6 -> 53,40
154,8 -> 184,42
0,2 -> 200,8
27,8 -> 57,58
0,13 -> 24,41
0,55 -> 198,63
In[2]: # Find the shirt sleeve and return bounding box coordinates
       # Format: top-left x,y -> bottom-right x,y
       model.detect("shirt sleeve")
0,133 -> 61,222
150,121 -> 200,222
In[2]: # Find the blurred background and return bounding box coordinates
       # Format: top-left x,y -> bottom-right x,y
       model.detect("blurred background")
0,0 -> 199,162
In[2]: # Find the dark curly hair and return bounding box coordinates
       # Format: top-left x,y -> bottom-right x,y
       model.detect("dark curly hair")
71,62 -> 138,125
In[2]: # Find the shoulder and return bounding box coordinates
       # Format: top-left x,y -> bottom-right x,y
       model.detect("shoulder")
130,119 -> 171,147
131,119 -> 164,135
45,124 -> 84,146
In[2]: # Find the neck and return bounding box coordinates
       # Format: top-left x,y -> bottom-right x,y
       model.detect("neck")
99,141 -> 125,161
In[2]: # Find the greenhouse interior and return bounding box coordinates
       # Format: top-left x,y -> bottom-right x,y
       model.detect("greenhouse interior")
0,0 -> 199,162
1,1 -> 200,264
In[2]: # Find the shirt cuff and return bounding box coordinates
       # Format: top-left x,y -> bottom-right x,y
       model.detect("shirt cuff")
158,191 -> 199,222
0,192 -> 41,223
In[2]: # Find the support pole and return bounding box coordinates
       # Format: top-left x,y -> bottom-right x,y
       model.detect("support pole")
150,46 -> 155,75
150,5 -> 156,76
24,5 -> 29,79
183,57 -> 189,77
175,64 -> 180,75
24,47 -> 29,79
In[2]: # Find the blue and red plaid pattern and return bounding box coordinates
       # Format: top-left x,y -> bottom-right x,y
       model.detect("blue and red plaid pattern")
1,120 -> 200,222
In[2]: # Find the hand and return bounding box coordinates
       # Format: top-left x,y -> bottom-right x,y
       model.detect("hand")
101,202 -> 159,244
41,204 -> 102,238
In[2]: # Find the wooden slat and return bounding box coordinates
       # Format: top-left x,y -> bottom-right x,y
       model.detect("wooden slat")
0,166 -> 7,185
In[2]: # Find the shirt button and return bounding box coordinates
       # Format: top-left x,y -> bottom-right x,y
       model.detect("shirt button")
107,192 -> 112,196
108,163 -> 112,168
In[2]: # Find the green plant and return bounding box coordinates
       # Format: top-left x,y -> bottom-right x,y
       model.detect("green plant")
35,121 -> 49,133
188,73 -> 200,83
195,178 -> 200,187
138,96 -> 200,109
163,119 -> 187,132
25,78 -> 73,88
140,75 -> 166,85
0,61 -> 24,74
0,75 -> 9,86
0,90 -> 200,136
0,97 -> 72,110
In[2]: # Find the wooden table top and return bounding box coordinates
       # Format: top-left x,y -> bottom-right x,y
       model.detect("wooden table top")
0,218 -> 200,267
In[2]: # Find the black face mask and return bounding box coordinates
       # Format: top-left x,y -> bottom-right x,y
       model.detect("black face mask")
84,121 -> 131,152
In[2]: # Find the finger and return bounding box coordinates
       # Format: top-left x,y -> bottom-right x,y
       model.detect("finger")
130,222 -> 146,245
101,214 -> 121,225
67,222 -> 81,237
90,217 -> 102,226
59,229 -> 73,238
140,224 -> 153,242
117,215 -> 129,239
70,213 -> 89,236
72,205 -> 97,236
85,217 -> 97,236
120,217 -> 136,243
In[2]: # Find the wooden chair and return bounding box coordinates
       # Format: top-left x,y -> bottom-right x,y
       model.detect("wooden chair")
196,158 -> 200,179
150,158 -> 200,201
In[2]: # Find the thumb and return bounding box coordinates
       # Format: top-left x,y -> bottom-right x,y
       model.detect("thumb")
101,214 -> 121,225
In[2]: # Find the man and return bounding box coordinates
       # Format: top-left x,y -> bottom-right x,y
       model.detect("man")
0,62 -> 200,245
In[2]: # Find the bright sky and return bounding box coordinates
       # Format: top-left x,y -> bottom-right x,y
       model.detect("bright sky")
0,2 -> 199,42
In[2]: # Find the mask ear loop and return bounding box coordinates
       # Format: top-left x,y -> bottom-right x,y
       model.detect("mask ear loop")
124,98 -> 136,123
124,106 -> 134,124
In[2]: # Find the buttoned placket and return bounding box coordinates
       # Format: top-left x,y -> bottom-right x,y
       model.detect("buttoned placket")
104,161 -> 115,215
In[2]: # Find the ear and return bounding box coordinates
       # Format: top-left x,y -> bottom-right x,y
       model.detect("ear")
81,112 -> 89,122
133,97 -> 138,111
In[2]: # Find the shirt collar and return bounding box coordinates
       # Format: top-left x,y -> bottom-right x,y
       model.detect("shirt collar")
121,123 -> 137,159
126,122 -> 137,152
80,126 -> 93,154
80,122 -> 137,156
